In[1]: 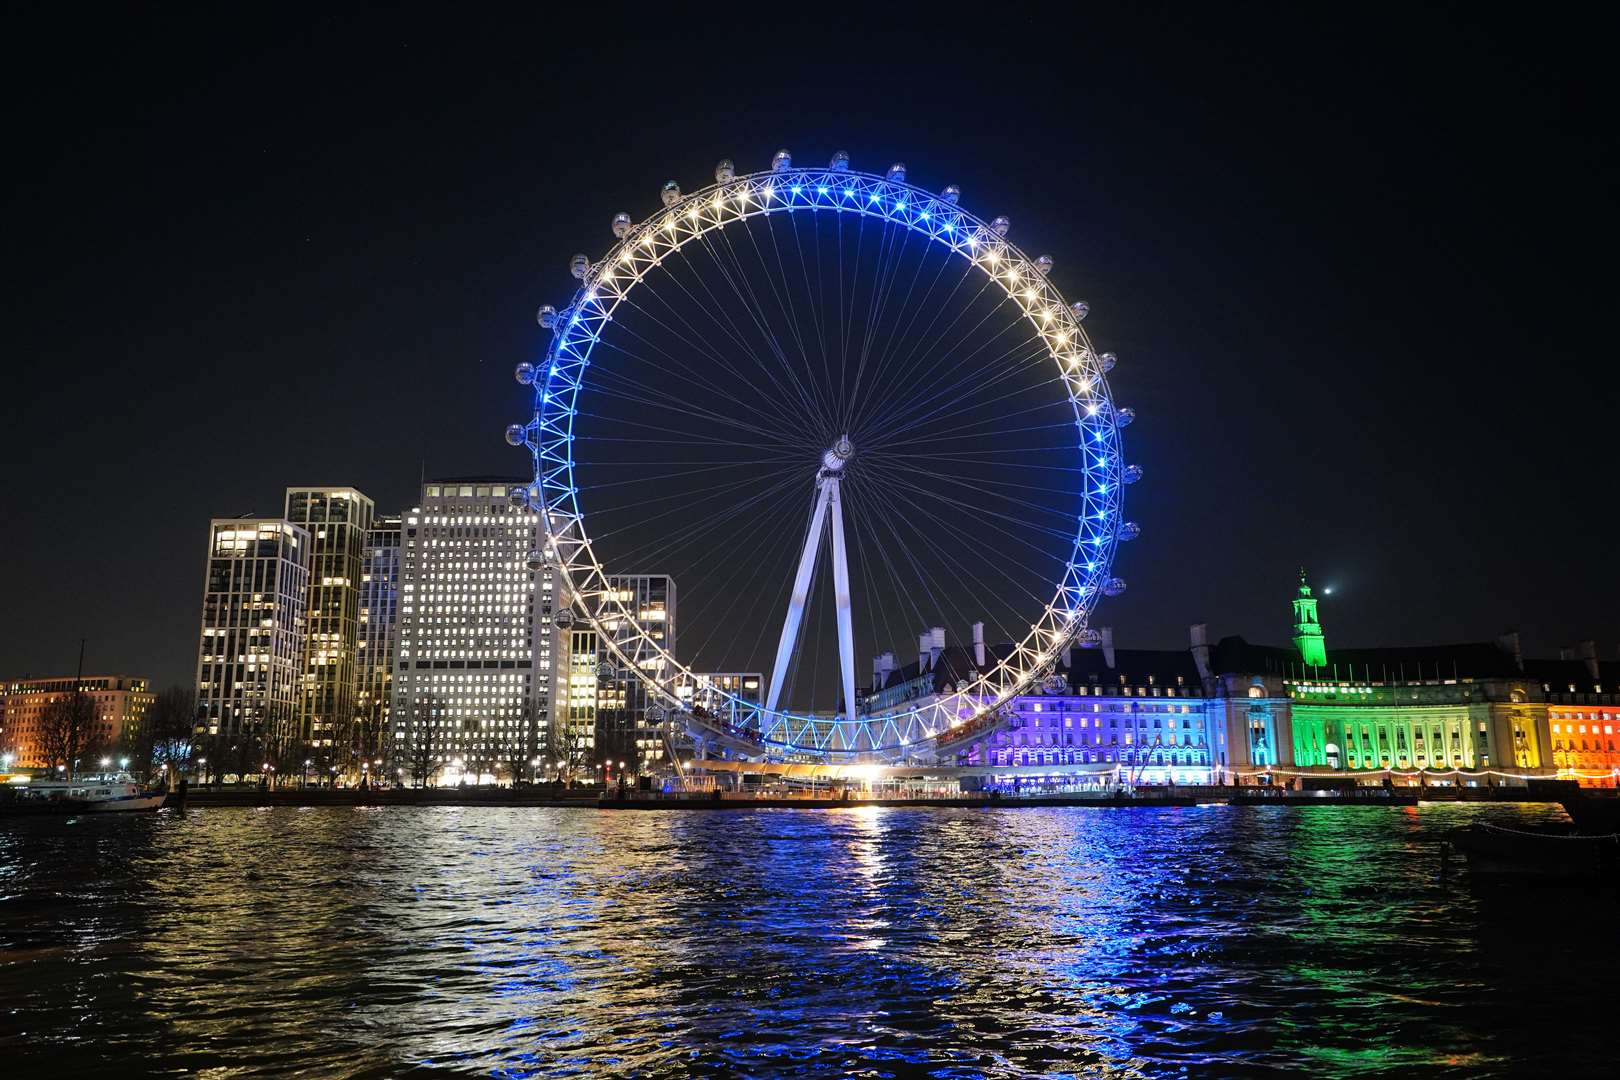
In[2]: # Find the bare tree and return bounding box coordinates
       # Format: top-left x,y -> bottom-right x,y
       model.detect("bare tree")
353,699 -> 385,786
123,685 -> 195,786
229,728 -> 263,785
504,745 -> 533,788
152,691 -> 198,783
407,697 -> 440,788
38,694 -> 100,778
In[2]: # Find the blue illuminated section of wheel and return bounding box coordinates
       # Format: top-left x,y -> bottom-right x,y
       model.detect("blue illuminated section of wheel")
516,153 -> 1134,761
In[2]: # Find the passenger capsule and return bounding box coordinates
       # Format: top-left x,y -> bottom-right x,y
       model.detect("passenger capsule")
1035,255 -> 1053,275
536,304 -> 558,329
771,148 -> 792,171
1071,300 -> 1089,321
1103,577 -> 1128,598
829,150 -> 850,171
611,212 -> 633,238
1115,406 -> 1135,427
1123,464 -> 1144,484
569,254 -> 590,280
991,215 -> 1011,236
1117,521 -> 1141,542
553,609 -> 575,629
714,159 -> 735,182
525,550 -> 545,572
504,424 -> 527,447
514,362 -> 535,385
886,162 -> 907,182
1098,351 -> 1117,372
508,488 -> 530,508
660,180 -> 682,207
1076,628 -> 1103,648
941,184 -> 961,203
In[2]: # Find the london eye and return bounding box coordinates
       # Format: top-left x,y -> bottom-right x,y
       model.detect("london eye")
508,150 -> 1138,762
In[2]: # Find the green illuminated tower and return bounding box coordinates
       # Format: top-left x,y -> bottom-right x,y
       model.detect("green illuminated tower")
1292,568 -> 1327,669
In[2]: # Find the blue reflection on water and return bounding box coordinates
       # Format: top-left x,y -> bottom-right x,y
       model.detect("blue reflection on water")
0,802 -> 1609,1077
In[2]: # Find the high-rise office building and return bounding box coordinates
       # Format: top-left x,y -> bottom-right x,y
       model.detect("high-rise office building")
561,625 -> 599,774
357,514 -> 401,766
284,487 -> 375,763
682,672 -> 763,713
392,478 -> 553,784
194,518 -> 311,770
593,574 -> 677,771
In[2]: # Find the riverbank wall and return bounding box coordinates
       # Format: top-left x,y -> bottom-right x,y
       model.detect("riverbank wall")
173,783 -> 1582,811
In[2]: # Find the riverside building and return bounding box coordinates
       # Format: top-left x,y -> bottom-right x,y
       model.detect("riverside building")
596,574 -> 676,772
392,479 -> 552,785
356,514 -> 401,766
905,572 -> 1608,788
194,518 -> 311,766
681,672 -> 763,723
0,675 -> 153,770
1528,647 -> 1619,787
284,487 -> 375,763
555,574 -> 679,774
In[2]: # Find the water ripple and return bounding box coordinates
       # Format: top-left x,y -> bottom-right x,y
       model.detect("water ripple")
0,802 -> 1611,1077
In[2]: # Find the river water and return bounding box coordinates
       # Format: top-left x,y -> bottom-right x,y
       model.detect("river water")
0,803 -> 1610,1078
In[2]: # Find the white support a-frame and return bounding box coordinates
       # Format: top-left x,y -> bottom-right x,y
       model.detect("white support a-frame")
764,438 -> 858,729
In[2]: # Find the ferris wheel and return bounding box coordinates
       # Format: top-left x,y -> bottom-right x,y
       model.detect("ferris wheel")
508,149 -> 1139,761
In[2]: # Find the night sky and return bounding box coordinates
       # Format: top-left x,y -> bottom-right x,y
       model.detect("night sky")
3,6 -> 1610,693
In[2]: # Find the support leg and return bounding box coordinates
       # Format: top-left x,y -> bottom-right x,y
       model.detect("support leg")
764,483 -> 832,717
827,478 -> 858,731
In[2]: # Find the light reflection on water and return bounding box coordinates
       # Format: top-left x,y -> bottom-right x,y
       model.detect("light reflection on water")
0,803 -> 1609,1077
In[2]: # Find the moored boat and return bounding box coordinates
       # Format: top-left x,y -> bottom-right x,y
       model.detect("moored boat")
1,773 -> 167,815
1558,792 -> 1620,834
1444,821 -> 1620,878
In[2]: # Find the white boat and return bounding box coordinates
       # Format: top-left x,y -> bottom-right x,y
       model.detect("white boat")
17,772 -> 168,813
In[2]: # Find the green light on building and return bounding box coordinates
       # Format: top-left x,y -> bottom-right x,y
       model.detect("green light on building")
1292,568 -> 1327,669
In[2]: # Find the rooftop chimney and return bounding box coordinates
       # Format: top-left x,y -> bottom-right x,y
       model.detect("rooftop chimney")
918,631 -> 931,674
1496,631 -> 1522,671
1579,639 -> 1599,680
971,622 -> 985,668
1101,626 -> 1116,669
929,626 -> 946,668
1189,622 -> 1212,684
873,651 -> 895,690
